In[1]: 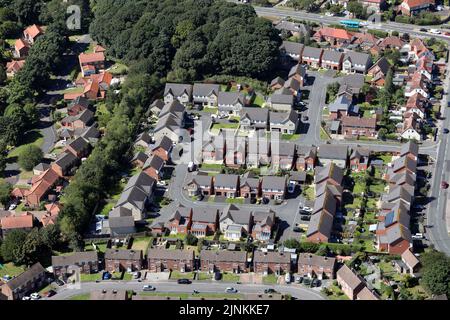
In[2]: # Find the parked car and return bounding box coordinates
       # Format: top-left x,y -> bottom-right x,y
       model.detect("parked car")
300,215 -> 311,221
444,128 -> 449,134
30,293 -> 41,300
22,296 -> 31,300
133,271 -> 141,279
8,203 -> 17,210
214,272 -> 222,281
293,226 -> 302,233
188,161 -> 196,172
177,279 -> 191,284
288,182 -> 296,194
55,279 -> 65,286
303,278 -> 311,286
45,290 -> 57,297
302,206 -> 312,212
142,285 -> 156,291
264,288 -> 276,294
312,279 -> 321,287
295,276 -> 303,284
441,181 -> 449,189
225,287 -> 238,293
412,233 -> 424,240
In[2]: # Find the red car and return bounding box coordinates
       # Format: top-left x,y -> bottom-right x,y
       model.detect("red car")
441,181 -> 449,189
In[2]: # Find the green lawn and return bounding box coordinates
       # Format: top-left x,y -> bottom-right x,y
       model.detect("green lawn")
70,293 -> 91,300
57,86 -> 84,95
302,185 -> 315,201
109,61 -> 128,75
326,284 -> 349,300
262,274 -> 278,285
84,242 -> 108,253
170,271 -> 195,280
222,272 -> 240,283
131,236 -> 152,252
252,94 -> 265,107
320,127 -> 330,140
225,197 -> 244,204
7,130 -> 44,159
281,134 -> 300,141
0,263 -> 25,278
211,123 -> 239,130
80,273 -> 102,282
203,107 -> 218,113
197,272 -> 213,281
380,155 -> 392,164
200,163 -> 224,171
99,202 -> 114,216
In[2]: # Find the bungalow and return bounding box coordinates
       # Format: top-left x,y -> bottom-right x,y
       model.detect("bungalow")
219,205 -> 253,240
268,93 -> 294,112
271,141 -> 296,170
142,155 -> 165,181
302,46 -> 323,68
306,210 -> 334,243
0,263 -> 46,300
349,147 -> 371,172
297,253 -> 336,280
342,51 -> 372,74
261,176 -> 287,201
240,107 -> 269,132
191,208 -> 219,237
240,172 -> 261,200
336,265 -> 365,300
218,92 -> 246,115
166,205 -> 192,235
104,249 -> 143,272
269,110 -> 298,135
200,250 -> 247,273
213,174 -> 239,198
147,249 -> 195,273
186,172 -> 214,197
313,27 -> 353,46
163,83 -> 193,105
296,146 -> 317,171
400,0 -> 435,16
253,252 -> 291,275
0,213 -> 34,239
341,115 -> 377,138
317,145 -> 348,168
377,36 -> 405,50
192,83 -> 220,107
251,211 -> 276,241
279,41 -> 304,62
52,252 -> 99,277
151,136 -> 173,162
321,50 -> 344,70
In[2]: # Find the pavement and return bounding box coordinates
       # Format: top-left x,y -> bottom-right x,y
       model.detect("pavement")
46,279 -> 326,300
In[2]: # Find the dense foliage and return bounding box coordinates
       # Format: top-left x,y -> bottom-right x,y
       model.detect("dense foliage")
420,250 -> 450,297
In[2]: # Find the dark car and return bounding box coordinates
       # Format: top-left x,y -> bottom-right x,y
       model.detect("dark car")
312,279 -> 321,287
45,290 -> 57,297
441,181 -> 449,189
419,28 -> 428,32
302,115 -> 309,121
55,279 -> 65,287
262,197 -> 270,204
293,226 -> 302,232
444,128 -> 449,134
214,272 -> 222,281
177,278 -> 192,284
264,288 -> 276,294
300,215 -> 311,221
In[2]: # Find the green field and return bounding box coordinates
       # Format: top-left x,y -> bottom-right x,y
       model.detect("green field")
0,263 -> 25,278
7,130 -> 44,159
70,293 -> 91,300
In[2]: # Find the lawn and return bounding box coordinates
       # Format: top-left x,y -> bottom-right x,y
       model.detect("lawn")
326,284 -> 349,300
202,107 -> 218,113
379,155 -> 392,165
222,272 -> 240,283
302,185 -> 315,201
211,123 -> 239,130
170,271 -> 195,280
80,273 -> 102,282
200,163 -> 224,171
84,242 -> 108,253
252,94 -> 265,107
99,202 -> 114,216
70,293 -> 91,300
281,134 -> 300,141
131,236 -> 152,252
109,61 -> 128,75
262,274 -> 278,285
57,86 -> 84,95
320,127 -> 330,140
7,130 -> 44,159
0,263 -> 25,278
197,272 -> 213,281
225,197 -> 244,204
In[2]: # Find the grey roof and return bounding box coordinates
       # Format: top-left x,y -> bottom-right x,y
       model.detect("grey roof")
389,171 -> 416,186
54,151 -> 78,170
192,208 -> 218,223
318,145 -> 348,161
104,249 -> 142,261
220,204 -> 252,225
391,155 -> 417,173
284,77 -> 301,91
109,206 -> 133,218
274,141 -> 296,157
288,64 -> 307,79
4,263 -> 46,291
240,173 -> 260,189
302,46 -> 323,59
108,216 -> 135,229
200,250 -> 247,263
131,151 -> 149,164
337,265 -> 363,290
159,100 -> 185,119
240,107 -> 269,124
328,94 -> 352,113
344,51 -> 371,66
350,147 -> 371,159
67,137 -> 89,153
298,253 -> 336,269
125,172 -> 155,195
385,224 -> 412,244
148,248 -> 194,261
270,77 -> 285,87
168,205 -> 192,221
274,87 -> 292,95
270,94 -> 294,106
254,251 -> 290,264
80,126 -> 100,140
269,110 -> 298,125
400,140 -> 419,158
313,191 -> 337,215
315,181 -> 343,199
252,210 -> 275,226
152,136 -> 173,153
214,174 -> 239,189
289,171 -> 306,182
322,50 -> 344,62
33,162 -> 50,172
188,172 -> 213,187
341,73 -> 365,93
306,210 -> 334,238
280,41 -> 304,55
261,176 -> 286,190
150,99 -> 165,111
116,186 -> 147,211
164,83 -> 193,97
71,96 -> 89,109
297,146 -> 317,158
276,21 -> 308,34
154,113 -> 182,132
52,251 -> 98,267
135,131 -> 152,145
218,92 -> 245,106
330,120 -> 341,132
315,163 -> 344,184
143,154 -> 165,171
193,83 -> 220,97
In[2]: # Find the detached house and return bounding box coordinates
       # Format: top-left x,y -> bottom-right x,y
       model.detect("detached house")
336,265 -> 366,300
368,57 -> 392,86
191,208 -> 219,237
400,0 -> 435,16
240,172 -> 261,200
51,151 -> 79,177
163,83 -> 193,105
14,38 -> 29,58
268,93 -> 294,112
280,41 -> 305,62
251,211 -> 276,241
23,24 -> 44,44
240,107 -> 269,132
219,205 -> 253,240
6,60 -> 25,77
269,110 -> 298,135
61,109 -> 94,131
0,213 -> 34,239
193,83 -> 220,107
166,205 -> 192,235
78,52 -> 105,77
342,51 -> 372,74
261,176 -> 287,201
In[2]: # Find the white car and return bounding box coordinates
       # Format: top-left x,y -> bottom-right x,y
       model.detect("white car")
225,287 -> 238,293
412,233 -> 424,240
430,29 -> 441,34
285,273 -> 291,283
22,296 -> 31,300
30,292 -> 41,300
8,203 -> 17,210
156,180 -> 167,187
302,206 -> 313,212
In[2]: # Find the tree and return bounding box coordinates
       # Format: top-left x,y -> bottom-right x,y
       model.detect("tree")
378,128 -> 387,140
347,1 -> 366,19
385,69 -> 394,95
186,233 -> 198,246
18,144 -> 43,171
0,180 -> 12,209
0,64 -> 6,86
0,229 -> 28,264
420,250 -> 450,296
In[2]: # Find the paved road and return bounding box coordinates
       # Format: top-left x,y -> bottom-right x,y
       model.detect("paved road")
47,280 -> 326,301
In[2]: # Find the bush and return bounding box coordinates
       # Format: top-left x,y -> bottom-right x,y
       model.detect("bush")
18,145 -> 43,171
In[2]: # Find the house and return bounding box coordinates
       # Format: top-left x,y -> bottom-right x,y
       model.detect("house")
400,0 -> 435,16
14,38 -> 29,58
313,190 -> 337,216
388,171 -> 417,188
33,163 -> 50,176
336,265 -> 365,300
358,0 -> 386,11
350,148 -> 371,172
253,252 -> 291,275
51,151 -> 79,177
399,138 -> 419,160
400,113 -> 421,141
147,249 -> 195,272
61,109 -> 94,131
125,170 -> 155,198
296,146 -> 317,171
341,116 -> 377,138
342,51 -> 372,74
239,172 -> 261,200
352,31 -> 379,50
142,155 -> 165,181
218,92 -> 246,115
202,137 -> 225,165
151,136 -> 173,162
225,137 -> 247,168
385,155 -> 417,181
219,205 -> 252,240
269,110 -> 298,135
0,213 -> 34,238
164,83 -> 193,105
328,94 -> 354,120
213,174 -> 239,198
78,52 -> 105,77
6,60 -> 25,77
153,113 -> 183,143
23,24 -> 44,44
200,250 -> 247,273
275,21 -> 309,39
302,46 -> 323,68
240,107 -> 269,132
313,27 -> 353,46
192,83 -> 220,107
251,211 -> 276,241
102,214 -> 136,236
104,249 -> 143,272
64,137 -> 91,158
368,57 -> 392,86
356,286 -> 381,300
190,208 -> 219,237
115,186 -> 149,221
0,263 -> 46,300
131,152 -> 149,168
288,64 -> 307,86
321,50 -> 344,70
68,96 -> 90,116
404,93 -> 426,119
279,41 -> 304,62
270,77 -> 285,91
134,131 -> 153,149
166,205 -> 192,235
318,145 -> 348,168
271,141 -> 296,170
405,72 -> 429,98
261,176 -> 287,201
24,169 -> 61,208
398,249 -> 420,276
297,253 -> 336,280
247,136 -> 271,168
149,99 -> 165,116
186,172 -> 214,197
268,93 -> 294,112
52,252 -> 99,277
306,210 -> 334,243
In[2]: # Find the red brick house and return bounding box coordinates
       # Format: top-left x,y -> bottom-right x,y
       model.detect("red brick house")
24,168 -> 61,208
213,174 -> 239,198
147,249 -> 195,272
253,252 -> 291,275
297,253 -> 336,280
186,173 -> 214,197
79,52 -> 105,77
23,24 -> 44,44
52,252 -> 99,277
336,265 -> 365,300
64,137 -> 91,158
261,176 -> 286,201
151,136 -> 173,162
14,38 -> 29,58
200,250 -> 247,273
313,27 -> 353,46
190,208 -> 219,237
104,249 -> 143,272
166,205 -> 192,235
0,263 -> 46,300
349,147 -> 371,172
306,210 -> 334,243
142,155 -> 165,181
0,213 -> 34,239
341,116 -> 377,138
239,173 -> 261,199
400,0 -> 435,16
251,211 -> 276,242
296,146 -> 317,171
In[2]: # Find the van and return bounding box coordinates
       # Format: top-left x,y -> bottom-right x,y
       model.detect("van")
285,273 -> 291,283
